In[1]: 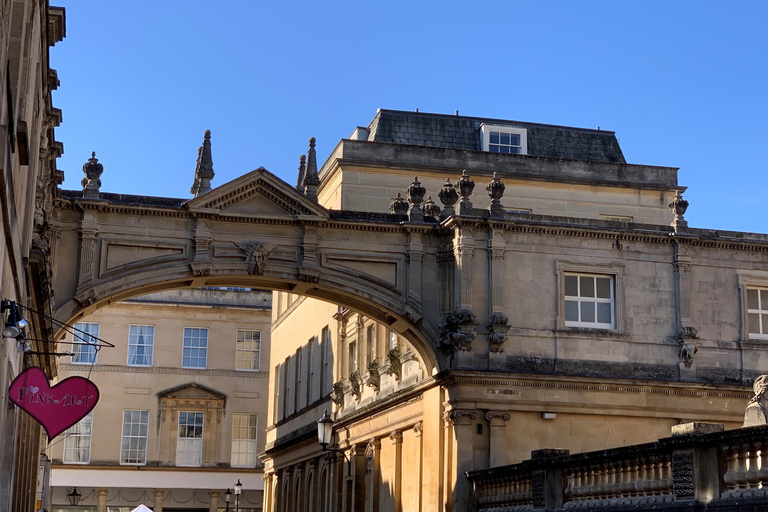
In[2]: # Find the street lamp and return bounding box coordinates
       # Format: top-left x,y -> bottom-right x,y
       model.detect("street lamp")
234,479 -> 242,512
316,410 -> 351,475
224,488 -> 231,512
67,487 -> 82,506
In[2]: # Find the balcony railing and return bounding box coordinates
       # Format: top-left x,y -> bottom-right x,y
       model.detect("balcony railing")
467,423 -> 768,511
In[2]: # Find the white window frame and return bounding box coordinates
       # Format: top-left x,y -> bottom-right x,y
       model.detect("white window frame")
739,273 -> 768,342
63,412 -> 93,464
182,327 -> 208,369
127,325 -> 154,367
389,330 -> 399,352
176,411 -> 204,467
71,323 -> 99,365
557,262 -> 625,332
235,329 -> 261,371
120,410 -> 149,465
230,413 -> 258,468
480,124 -> 528,155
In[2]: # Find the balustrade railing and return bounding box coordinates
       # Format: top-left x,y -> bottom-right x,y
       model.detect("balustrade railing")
467,423 -> 768,511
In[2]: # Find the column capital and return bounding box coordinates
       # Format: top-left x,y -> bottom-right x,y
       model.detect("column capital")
390,430 -> 403,445
443,408 -> 478,426
486,411 -> 511,426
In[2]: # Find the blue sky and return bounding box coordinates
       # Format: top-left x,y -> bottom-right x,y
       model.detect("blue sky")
52,1 -> 767,232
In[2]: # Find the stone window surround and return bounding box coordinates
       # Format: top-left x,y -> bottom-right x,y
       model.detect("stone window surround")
182,326 -> 208,369
120,409 -> 149,465
738,272 -> 768,342
127,324 -> 154,367
556,261 -> 626,333
71,322 -> 100,365
235,328 -> 261,372
480,123 -> 528,155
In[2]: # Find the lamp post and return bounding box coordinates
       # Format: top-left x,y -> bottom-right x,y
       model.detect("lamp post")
316,410 -> 351,475
234,479 -> 242,512
224,488 -> 231,512
67,487 -> 82,506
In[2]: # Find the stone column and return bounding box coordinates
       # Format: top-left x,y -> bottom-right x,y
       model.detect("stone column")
208,489 -> 219,512
487,228 -> 509,365
74,211 -> 99,304
364,439 -> 381,512
96,488 -> 108,512
153,489 -> 164,512
390,431 -> 403,512
445,409 -> 478,512
486,411 -> 511,467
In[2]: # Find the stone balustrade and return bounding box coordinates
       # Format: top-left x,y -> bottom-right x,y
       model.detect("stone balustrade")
467,423 -> 768,511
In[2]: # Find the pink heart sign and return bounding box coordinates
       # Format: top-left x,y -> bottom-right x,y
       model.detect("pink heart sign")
9,366 -> 99,440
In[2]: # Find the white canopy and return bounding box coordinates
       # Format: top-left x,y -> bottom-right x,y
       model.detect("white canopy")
130,505 -> 153,512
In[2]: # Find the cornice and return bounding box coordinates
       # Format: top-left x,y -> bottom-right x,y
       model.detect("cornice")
446,372 -> 749,399
59,364 -> 269,378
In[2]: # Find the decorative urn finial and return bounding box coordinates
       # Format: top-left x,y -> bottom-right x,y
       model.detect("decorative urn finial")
302,137 -> 320,202
486,172 -> 505,217
668,190 -> 689,232
390,193 -> 408,216
458,170 -> 475,215
438,179 -> 459,219
81,151 -> 103,200
422,195 -> 441,219
406,177 -> 426,222
190,130 -> 215,197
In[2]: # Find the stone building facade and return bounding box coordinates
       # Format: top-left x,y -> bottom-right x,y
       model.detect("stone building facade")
260,110 -> 765,512
48,288 -> 271,512
0,1 -> 64,511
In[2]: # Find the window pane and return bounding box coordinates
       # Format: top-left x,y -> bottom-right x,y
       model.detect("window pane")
763,314 -> 768,335
509,147 -> 520,154
500,133 -> 511,145
580,277 -> 595,298
580,302 -> 595,323
748,289 -> 759,309
489,145 -> 499,153
762,290 -> 768,309
509,134 -> 520,146
565,275 -> 578,297
749,313 -> 760,334
565,300 -> 579,322
490,132 -> 499,144
597,303 -> 612,324
596,278 -> 611,299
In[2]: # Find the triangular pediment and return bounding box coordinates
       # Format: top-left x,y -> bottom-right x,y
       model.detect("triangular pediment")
185,167 -> 329,218
157,383 -> 226,401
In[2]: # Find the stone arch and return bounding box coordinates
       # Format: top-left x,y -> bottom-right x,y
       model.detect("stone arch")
50,168 -> 443,374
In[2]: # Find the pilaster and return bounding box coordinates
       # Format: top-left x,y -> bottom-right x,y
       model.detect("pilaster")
407,230 -> 424,310
486,411 -> 511,467
75,211 -> 100,304
390,430 -> 403,512
365,438 -> 381,512
208,489 -> 219,512
444,408 -> 479,512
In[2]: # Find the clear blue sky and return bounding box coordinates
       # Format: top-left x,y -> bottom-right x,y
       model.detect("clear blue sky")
52,1 -> 767,233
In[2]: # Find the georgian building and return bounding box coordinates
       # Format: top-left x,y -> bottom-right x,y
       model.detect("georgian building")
261,109 -> 764,512
0,1 -> 65,511
48,288 -> 271,512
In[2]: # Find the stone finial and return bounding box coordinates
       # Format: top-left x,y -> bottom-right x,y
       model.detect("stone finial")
302,137 -> 320,202
389,193 -> 408,215
81,151 -> 103,199
486,172 -> 505,217
438,179 -> 459,219
744,375 -> 768,427
458,170 -> 475,215
422,196 -> 441,219
406,177 -> 426,222
190,130 -> 215,197
668,190 -> 689,232
296,154 -> 307,191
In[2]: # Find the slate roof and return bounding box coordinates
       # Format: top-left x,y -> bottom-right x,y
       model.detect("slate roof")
366,109 -> 626,164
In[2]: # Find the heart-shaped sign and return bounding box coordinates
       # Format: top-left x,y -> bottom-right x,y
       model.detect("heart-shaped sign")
9,366 -> 99,440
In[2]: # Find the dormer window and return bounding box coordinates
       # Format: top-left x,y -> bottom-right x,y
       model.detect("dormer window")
480,124 -> 527,155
